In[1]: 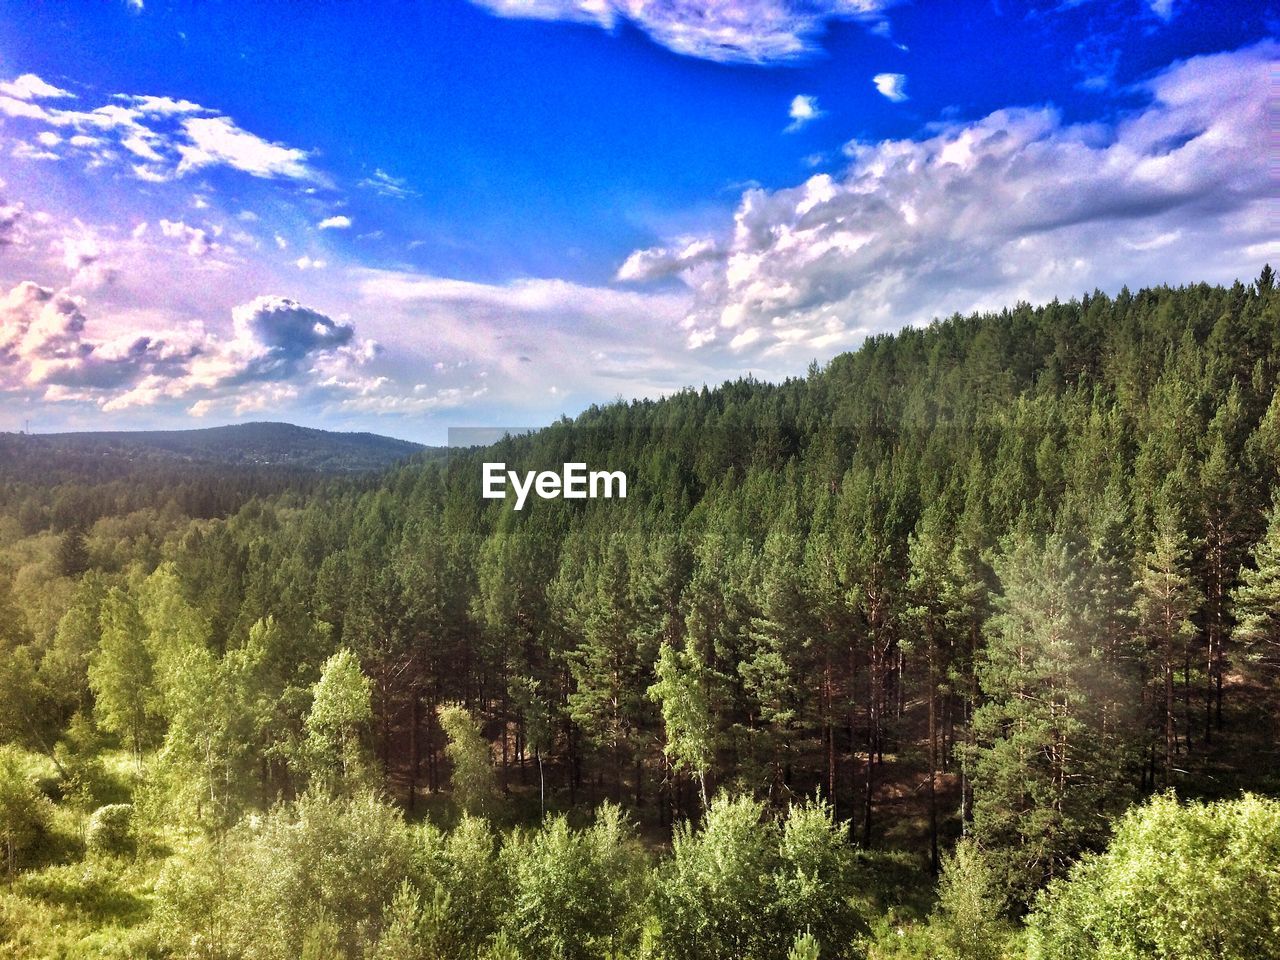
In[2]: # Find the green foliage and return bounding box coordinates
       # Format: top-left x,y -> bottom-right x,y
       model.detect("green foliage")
413,815 -> 508,958
89,588 -> 162,761
653,794 -> 863,960
305,648 -> 374,794
0,745 -> 55,875
970,533 -> 1136,903
789,930 -> 822,960
1233,496 -> 1280,676
1026,793 -> 1280,960
649,642 -> 715,807
501,802 -> 650,960
85,803 -> 134,858
438,703 -> 497,816
155,791 -> 417,960
930,840 -> 1012,960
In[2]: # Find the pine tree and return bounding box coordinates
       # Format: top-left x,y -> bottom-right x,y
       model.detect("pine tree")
1232,496 -> 1280,680
971,533 -> 1132,902
1134,496 -> 1202,788
904,501 -> 959,873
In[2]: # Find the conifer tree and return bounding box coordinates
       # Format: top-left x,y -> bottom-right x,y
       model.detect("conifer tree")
1134,494 -> 1202,787
971,533 -> 1131,902
1232,496 -> 1280,681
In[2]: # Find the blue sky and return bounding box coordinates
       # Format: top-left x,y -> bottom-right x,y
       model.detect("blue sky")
0,1 -> 1274,442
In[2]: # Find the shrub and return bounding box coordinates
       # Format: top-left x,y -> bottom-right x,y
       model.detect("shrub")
85,803 -> 134,857
653,794 -> 864,960
1026,793 -> 1280,960
501,802 -> 649,960
0,746 -> 55,875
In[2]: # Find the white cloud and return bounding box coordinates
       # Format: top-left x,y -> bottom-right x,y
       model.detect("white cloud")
0,282 -> 374,412
616,237 -> 720,282
0,74 -> 74,101
176,115 -> 319,181
466,0 -> 895,63
295,255 -> 327,270
317,215 -> 353,230
0,74 -> 324,185
616,42 -> 1276,370
159,219 -> 213,257
1148,0 -> 1176,21
352,268 -> 707,415
872,72 -> 908,102
358,168 -> 417,199
786,94 -> 824,132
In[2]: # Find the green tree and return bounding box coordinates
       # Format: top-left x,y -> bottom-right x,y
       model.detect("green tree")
0,745 -> 54,876
653,794 -> 862,960
89,588 -> 161,762
305,648 -> 374,793
438,703 -> 497,816
1135,497 -> 1202,787
1027,793 -> 1280,960
1232,495 -> 1280,679
501,803 -> 649,960
929,839 -> 1011,960
970,533 -> 1133,903
649,641 -> 715,809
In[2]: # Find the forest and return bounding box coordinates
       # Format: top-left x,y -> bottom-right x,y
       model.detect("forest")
1,269 -> 1279,959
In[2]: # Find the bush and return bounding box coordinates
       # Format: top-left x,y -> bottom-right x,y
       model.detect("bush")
653,794 -> 864,960
155,791 -> 417,960
0,746 -> 55,875
1026,793 -> 1280,960
85,803 -> 135,857
500,802 -> 649,960
929,839 -> 1011,960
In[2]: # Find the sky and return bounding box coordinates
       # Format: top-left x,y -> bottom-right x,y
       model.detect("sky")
0,0 -> 1275,443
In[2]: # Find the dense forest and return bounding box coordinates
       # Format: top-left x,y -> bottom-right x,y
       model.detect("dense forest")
2,270 -> 1280,959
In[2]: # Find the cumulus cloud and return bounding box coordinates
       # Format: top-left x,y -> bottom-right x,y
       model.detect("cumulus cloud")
616,42 -> 1277,368
786,94 -> 824,132
0,74 -> 74,101
466,0 -> 895,63
0,74 -> 324,184
317,215 -> 353,230
0,283 -> 373,411
616,237 -> 721,283
159,219 -> 214,257
230,296 -> 353,368
872,72 -> 908,102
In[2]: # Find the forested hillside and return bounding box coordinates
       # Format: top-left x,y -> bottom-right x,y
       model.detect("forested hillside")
1,421 -> 426,476
2,270 -> 1280,959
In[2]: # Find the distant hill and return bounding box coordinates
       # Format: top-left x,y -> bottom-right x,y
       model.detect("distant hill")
3,422 -> 428,474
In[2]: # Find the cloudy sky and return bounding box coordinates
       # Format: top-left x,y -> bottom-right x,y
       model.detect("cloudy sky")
0,1 -> 1274,442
